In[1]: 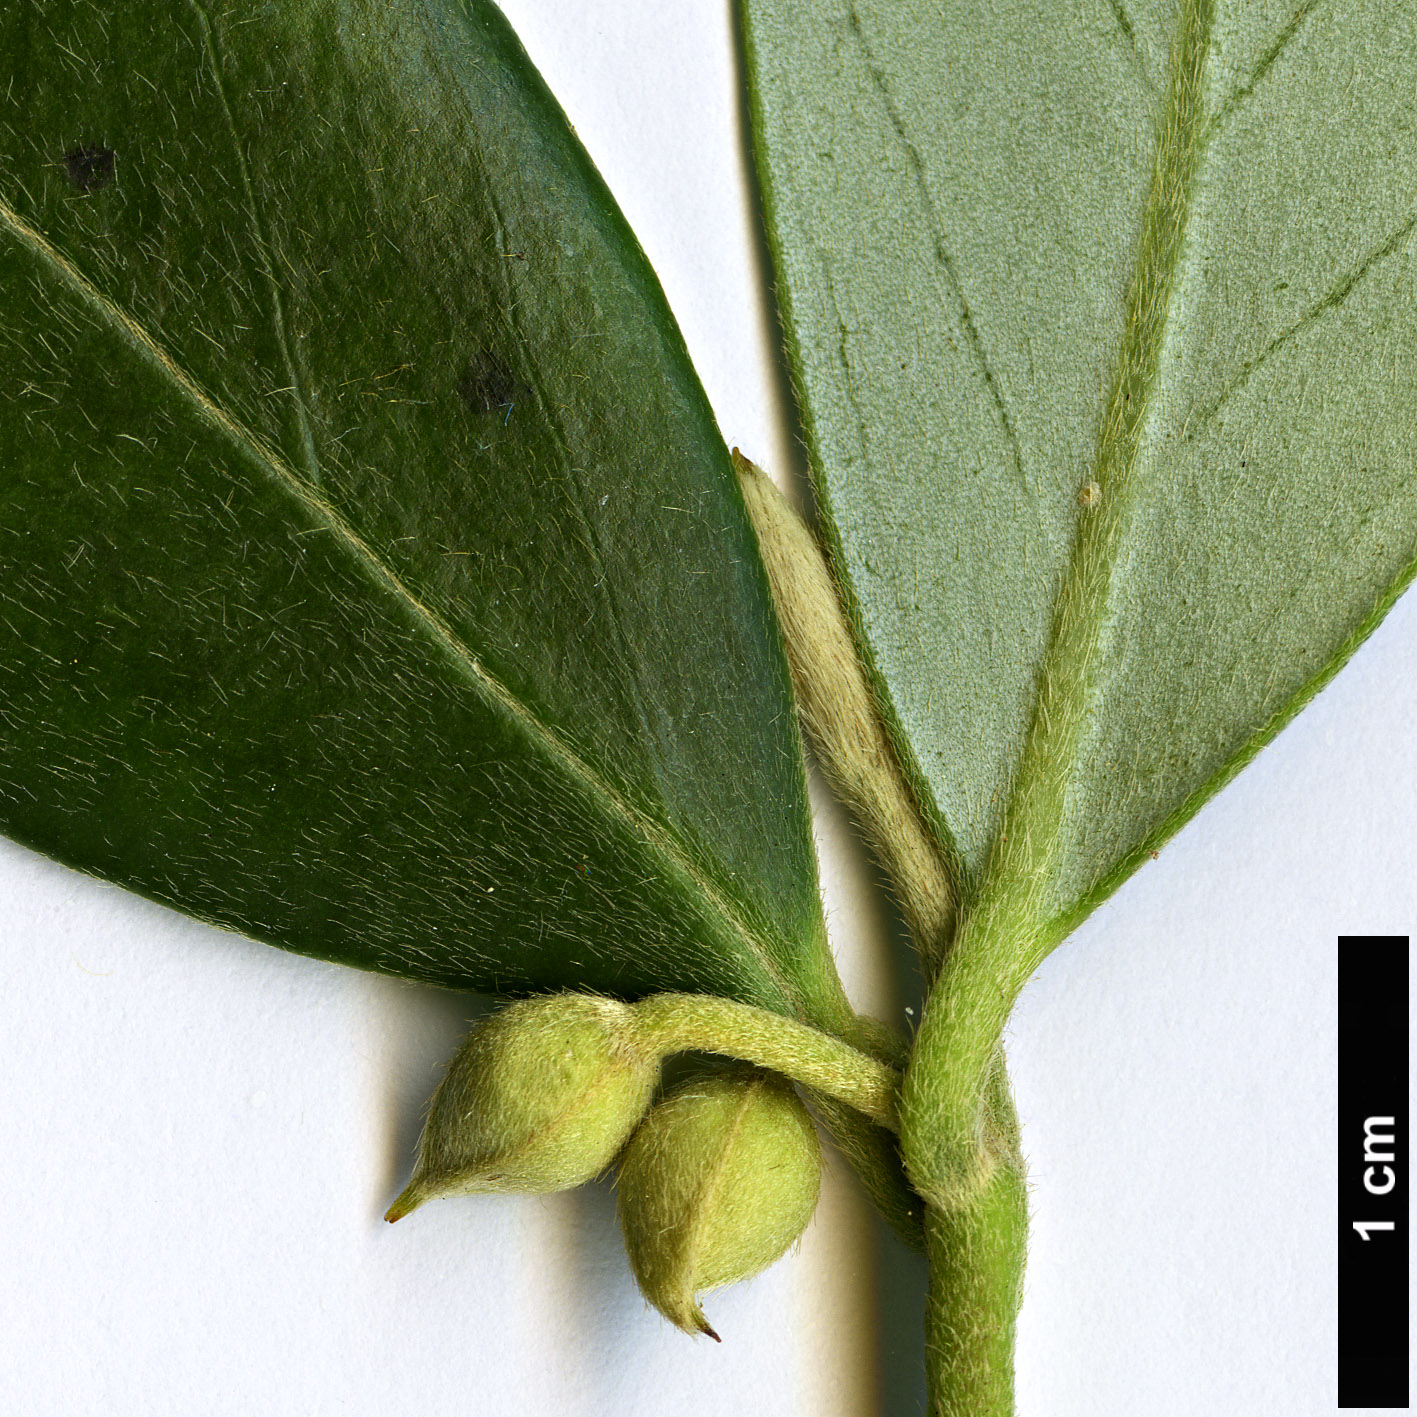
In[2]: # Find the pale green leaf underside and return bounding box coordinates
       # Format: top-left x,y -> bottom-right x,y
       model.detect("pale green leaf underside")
744,0 -> 1417,919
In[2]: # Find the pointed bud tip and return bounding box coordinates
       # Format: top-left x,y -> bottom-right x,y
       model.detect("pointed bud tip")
384,1183 -> 426,1223
672,1302 -> 720,1342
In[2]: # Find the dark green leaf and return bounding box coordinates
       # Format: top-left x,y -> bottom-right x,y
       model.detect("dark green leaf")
0,0 -> 850,1029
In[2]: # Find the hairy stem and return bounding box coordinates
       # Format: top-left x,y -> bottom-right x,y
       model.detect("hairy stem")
923,1055 -> 1027,1417
633,992 -> 900,1129
899,901 -> 1038,1207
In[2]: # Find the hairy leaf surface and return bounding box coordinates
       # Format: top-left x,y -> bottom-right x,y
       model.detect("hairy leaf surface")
0,0 -> 848,1026
743,0 -> 1417,929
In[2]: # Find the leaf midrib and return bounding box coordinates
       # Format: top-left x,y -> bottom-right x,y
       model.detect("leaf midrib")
0,192 -> 808,1017
977,0 -> 1416,961
969,0 -> 1216,952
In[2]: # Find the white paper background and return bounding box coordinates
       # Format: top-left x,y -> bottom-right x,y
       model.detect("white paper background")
2,3 -> 1413,1413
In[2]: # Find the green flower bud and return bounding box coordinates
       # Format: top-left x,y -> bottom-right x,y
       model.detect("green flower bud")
386,994 -> 657,1219
617,1068 -> 821,1340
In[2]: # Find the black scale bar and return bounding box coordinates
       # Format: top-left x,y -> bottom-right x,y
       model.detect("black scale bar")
1339,935 -> 1409,1409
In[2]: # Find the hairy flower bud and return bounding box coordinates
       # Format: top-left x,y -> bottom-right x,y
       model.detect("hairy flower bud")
617,1068 -> 821,1339
386,994 -> 657,1219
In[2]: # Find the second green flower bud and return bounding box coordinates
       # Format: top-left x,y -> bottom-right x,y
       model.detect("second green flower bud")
617,1068 -> 822,1339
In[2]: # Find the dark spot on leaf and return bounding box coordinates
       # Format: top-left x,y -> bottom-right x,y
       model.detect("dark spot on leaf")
456,351 -> 527,419
62,144 -> 116,194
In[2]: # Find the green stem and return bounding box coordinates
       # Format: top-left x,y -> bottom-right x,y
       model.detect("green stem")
633,992 -> 900,1130
898,895 -> 1040,1207
923,1055 -> 1027,1417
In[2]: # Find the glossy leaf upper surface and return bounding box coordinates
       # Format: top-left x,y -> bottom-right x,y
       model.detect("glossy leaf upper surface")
0,0 -> 842,1022
743,0 -> 1417,921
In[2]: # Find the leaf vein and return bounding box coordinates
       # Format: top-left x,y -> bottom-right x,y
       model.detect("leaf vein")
845,1 -> 1027,491
1107,0 -> 1156,89
0,192 -> 803,1015
1208,0 -> 1322,136
467,116 -> 704,924
1197,209 -> 1416,427
188,0 -> 324,487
